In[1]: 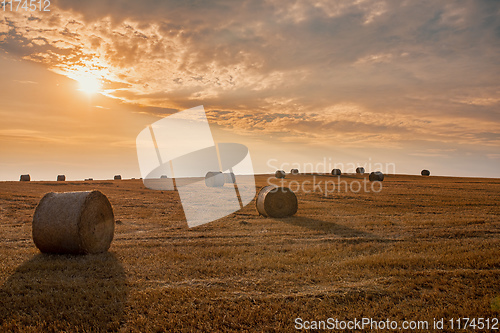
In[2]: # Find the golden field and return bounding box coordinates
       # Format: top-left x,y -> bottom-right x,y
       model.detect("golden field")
0,174 -> 499,332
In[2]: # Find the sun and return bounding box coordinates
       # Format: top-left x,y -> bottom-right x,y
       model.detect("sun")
77,75 -> 101,95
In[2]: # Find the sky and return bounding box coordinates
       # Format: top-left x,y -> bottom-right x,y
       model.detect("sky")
0,0 -> 499,180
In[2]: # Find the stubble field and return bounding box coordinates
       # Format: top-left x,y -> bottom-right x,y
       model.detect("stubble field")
0,174 -> 499,332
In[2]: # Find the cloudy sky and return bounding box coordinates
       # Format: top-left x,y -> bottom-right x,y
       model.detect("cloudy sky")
1,0 -> 499,180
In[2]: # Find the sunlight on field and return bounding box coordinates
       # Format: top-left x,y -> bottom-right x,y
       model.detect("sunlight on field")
0,175 -> 499,331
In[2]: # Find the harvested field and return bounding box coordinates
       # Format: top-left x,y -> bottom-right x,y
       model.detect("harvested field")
0,174 -> 499,332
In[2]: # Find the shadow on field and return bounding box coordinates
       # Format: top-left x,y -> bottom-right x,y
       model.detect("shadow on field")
0,252 -> 127,331
280,216 -> 375,238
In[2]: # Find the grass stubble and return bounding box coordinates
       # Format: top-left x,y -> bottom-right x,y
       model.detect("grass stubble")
0,175 -> 499,332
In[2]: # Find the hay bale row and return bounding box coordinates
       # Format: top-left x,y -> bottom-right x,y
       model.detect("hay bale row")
205,171 -> 225,187
369,171 -> 384,181
331,169 -> 341,176
421,169 -> 430,176
32,190 -> 115,254
290,169 -> 299,175
256,186 -> 297,218
20,174 -> 30,181
275,170 -> 286,179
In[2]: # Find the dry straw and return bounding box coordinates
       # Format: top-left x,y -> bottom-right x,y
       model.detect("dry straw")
290,169 -> 299,175
421,169 -> 430,176
275,170 -> 286,179
224,172 -> 236,184
369,171 -> 384,181
20,174 -> 30,182
331,169 -> 342,176
256,185 -> 298,218
57,175 -> 66,181
205,171 -> 225,187
32,190 -> 115,254
356,167 -> 365,174
114,175 -> 122,180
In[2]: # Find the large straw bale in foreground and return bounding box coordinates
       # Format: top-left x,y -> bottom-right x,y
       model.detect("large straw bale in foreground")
256,186 -> 298,218
32,190 -> 115,254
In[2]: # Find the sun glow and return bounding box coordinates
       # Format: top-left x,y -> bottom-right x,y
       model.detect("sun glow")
77,75 -> 102,95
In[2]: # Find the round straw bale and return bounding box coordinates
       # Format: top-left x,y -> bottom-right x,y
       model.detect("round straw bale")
20,174 -> 30,182
421,169 -> 430,176
114,175 -> 122,180
255,186 -> 298,218
275,170 -> 286,179
160,175 -> 168,179
356,167 -> 365,174
205,171 -> 225,187
224,172 -> 236,184
32,190 -> 115,254
290,168 -> 299,175
369,171 -> 384,181
57,175 -> 66,181
331,169 -> 342,176
84,178 -> 93,181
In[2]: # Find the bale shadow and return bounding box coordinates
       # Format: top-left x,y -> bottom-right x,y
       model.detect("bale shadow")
279,216 -> 376,238
0,252 -> 127,332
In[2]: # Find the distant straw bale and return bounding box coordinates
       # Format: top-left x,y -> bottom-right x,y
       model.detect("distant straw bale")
421,169 -> 430,176
369,171 -> 384,181
205,171 -> 225,187
20,174 -> 30,181
356,167 -> 365,174
256,186 -> 298,218
290,169 -> 299,175
331,169 -> 342,176
224,172 -> 236,184
57,175 -> 66,182
114,175 -> 122,180
275,170 -> 286,179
